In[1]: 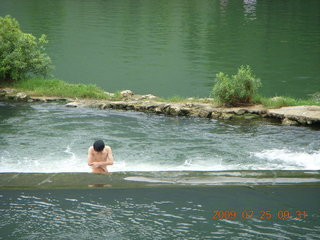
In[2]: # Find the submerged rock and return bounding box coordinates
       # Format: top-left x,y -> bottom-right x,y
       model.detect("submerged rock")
66,102 -> 79,108
141,94 -> 157,100
16,92 -> 28,101
120,90 -> 134,98
104,91 -> 115,97
282,118 -> 299,126
0,88 -> 16,94
166,104 -> 181,116
188,104 -> 213,118
191,109 -> 211,118
310,92 -> 320,103
220,113 -> 234,120
234,109 -> 246,115
243,113 -> 261,120
210,111 -> 222,119
178,107 -> 192,116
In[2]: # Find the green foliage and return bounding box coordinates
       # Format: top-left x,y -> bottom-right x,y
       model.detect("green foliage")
13,78 -> 109,99
0,15 -> 52,82
211,65 -> 261,106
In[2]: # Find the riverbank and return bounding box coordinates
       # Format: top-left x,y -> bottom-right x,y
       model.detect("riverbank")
1,87 -> 320,127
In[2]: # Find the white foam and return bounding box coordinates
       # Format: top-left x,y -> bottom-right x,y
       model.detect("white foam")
0,146 -> 89,173
253,149 -> 320,170
0,154 -> 233,173
1,147 -> 319,173
109,157 -> 237,172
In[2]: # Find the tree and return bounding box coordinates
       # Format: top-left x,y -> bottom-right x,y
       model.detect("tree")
0,15 -> 52,82
212,65 -> 261,106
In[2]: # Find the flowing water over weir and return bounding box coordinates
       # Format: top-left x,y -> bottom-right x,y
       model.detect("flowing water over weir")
1,102 -> 320,239
1,102 -> 320,173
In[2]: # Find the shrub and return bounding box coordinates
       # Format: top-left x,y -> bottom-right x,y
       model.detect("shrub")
0,15 -> 52,82
211,65 -> 261,106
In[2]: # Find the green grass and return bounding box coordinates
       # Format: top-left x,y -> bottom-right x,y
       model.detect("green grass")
112,91 -> 122,100
11,78 -> 110,99
253,95 -> 320,108
2,78 -> 319,108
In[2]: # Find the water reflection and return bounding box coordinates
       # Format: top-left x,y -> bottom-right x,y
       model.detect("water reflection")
243,0 -> 257,21
219,0 -> 229,14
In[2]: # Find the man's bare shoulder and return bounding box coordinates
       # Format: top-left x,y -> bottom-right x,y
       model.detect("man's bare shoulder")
88,146 -> 94,153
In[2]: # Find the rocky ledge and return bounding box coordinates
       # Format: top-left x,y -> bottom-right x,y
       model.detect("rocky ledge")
1,88 -> 320,127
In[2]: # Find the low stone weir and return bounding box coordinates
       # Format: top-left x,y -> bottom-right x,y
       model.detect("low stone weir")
1,88 -> 320,126
66,99 -> 267,120
65,99 -> 320,126
1,171 -> 319,189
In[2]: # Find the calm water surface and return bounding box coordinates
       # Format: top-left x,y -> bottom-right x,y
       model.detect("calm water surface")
1,187 -> 320,240
0,0 -> 319,97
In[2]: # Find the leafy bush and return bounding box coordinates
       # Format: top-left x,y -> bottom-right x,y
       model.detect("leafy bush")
211,65 -> 261,106
0,15 -> 52,82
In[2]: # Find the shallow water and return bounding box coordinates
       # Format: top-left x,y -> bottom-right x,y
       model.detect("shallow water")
1,0 -> 319,97
1,102 -> 319,173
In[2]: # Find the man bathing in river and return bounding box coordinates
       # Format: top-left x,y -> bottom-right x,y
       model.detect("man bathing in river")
88,140 -> 114,173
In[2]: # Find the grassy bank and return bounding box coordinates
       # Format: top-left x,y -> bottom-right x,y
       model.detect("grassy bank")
7,78 -> 111,99
254,95 -> 320,108
1,78 -> 319,108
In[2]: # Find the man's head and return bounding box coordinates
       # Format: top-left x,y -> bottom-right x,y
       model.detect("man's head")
93,140 -> 105,152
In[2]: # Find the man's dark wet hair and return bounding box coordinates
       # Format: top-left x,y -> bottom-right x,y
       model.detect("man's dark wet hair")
93,140 -> 105,152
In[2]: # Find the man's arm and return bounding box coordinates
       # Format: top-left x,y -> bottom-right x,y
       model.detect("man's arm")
91,146 -> 114,167
105,146 -> 114,165
87,147 -> 95,167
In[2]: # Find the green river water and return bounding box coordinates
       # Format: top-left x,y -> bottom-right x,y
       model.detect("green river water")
1,0 -> 320,239
1,0 -> 320,97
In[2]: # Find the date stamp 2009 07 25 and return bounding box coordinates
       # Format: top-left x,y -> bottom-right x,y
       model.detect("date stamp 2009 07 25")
212,210 -> 307,220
